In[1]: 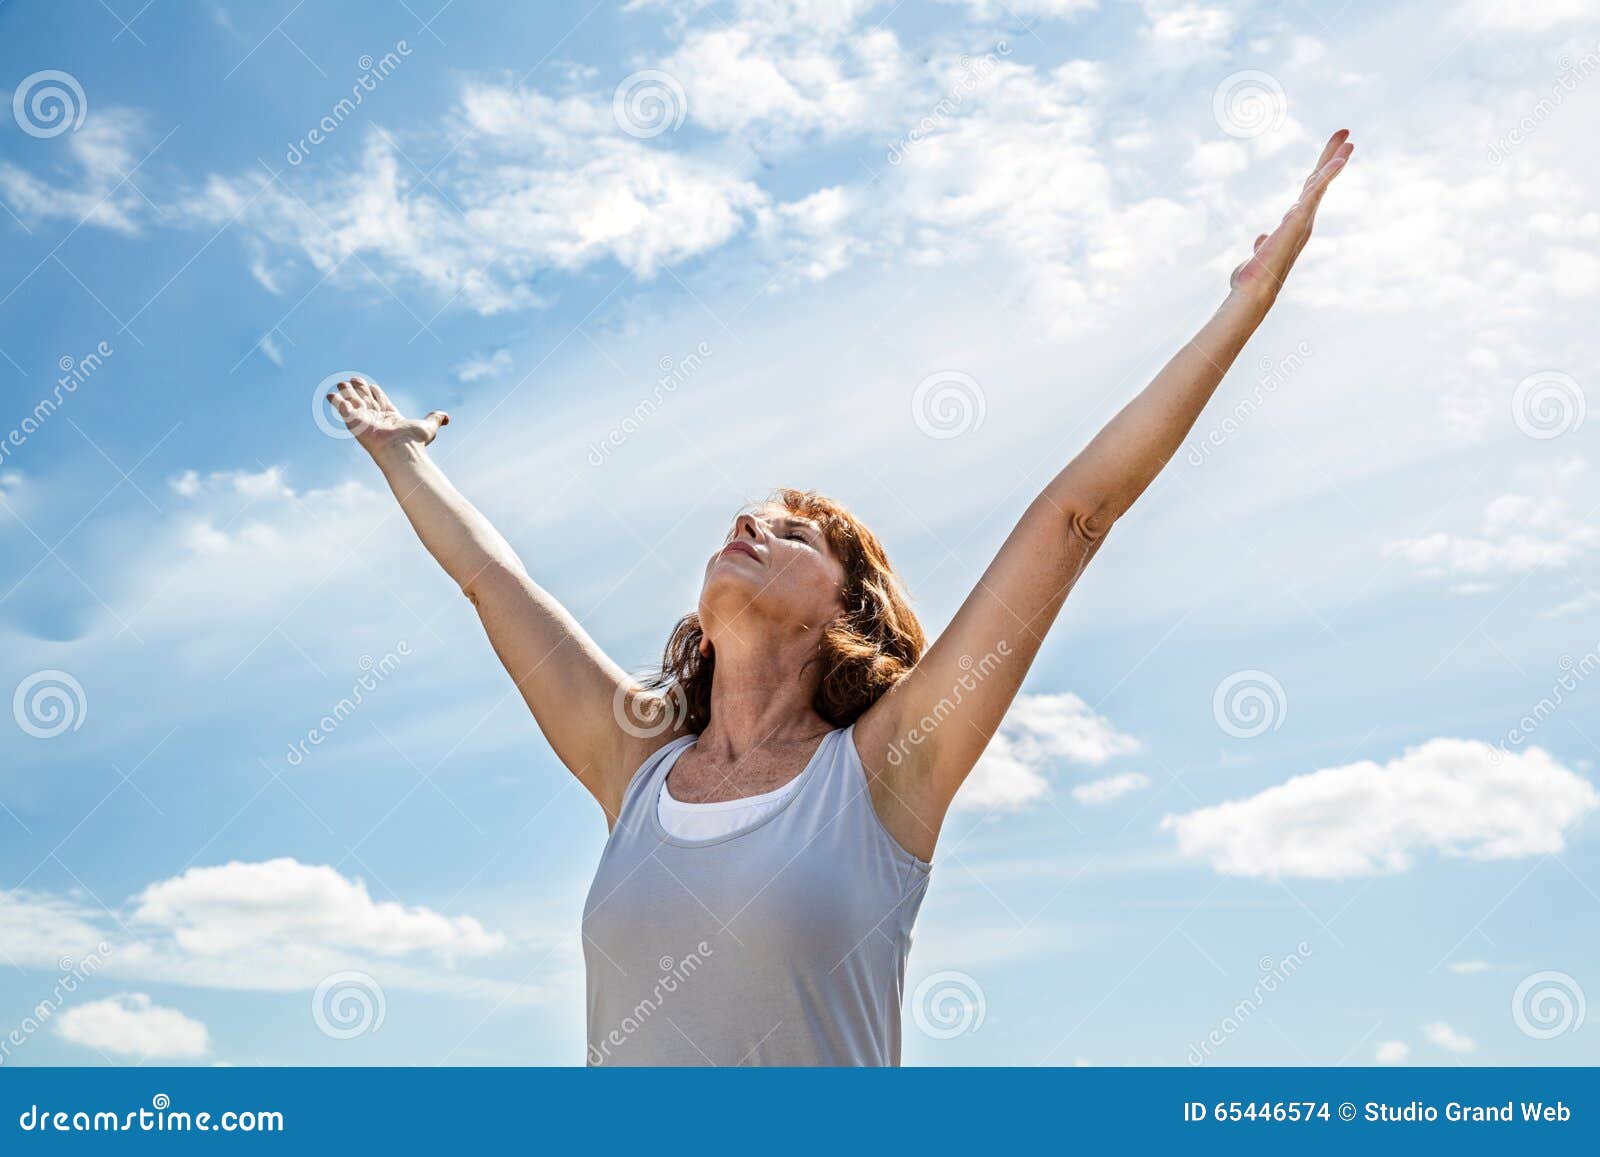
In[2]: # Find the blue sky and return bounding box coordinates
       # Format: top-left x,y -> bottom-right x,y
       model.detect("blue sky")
1,0 -> 1597,1066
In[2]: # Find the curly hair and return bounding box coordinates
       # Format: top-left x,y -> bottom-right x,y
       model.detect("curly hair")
645,488 -> 925,734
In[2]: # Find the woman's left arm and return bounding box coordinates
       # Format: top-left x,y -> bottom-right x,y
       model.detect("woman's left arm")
856,131 -> 1354,859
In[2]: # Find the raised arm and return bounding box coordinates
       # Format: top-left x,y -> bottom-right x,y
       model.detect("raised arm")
857,131 -> 1355,859
328,377 -> 655,818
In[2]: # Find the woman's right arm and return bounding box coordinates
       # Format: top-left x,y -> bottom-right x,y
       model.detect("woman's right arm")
328,376 -> 663,818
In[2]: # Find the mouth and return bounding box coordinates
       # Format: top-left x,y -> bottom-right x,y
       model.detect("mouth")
719,540 -> 761,564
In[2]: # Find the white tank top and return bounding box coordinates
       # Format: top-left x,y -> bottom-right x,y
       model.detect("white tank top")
656,768 -> 806,840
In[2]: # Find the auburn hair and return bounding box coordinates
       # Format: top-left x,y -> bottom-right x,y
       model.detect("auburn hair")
645,488 -> 925,733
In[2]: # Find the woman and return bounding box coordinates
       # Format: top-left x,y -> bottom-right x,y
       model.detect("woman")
328,131 -> 1354,1066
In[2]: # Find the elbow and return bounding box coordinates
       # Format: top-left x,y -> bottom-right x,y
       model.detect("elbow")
460,558 -> 525,608
1055,496 -> 1117,544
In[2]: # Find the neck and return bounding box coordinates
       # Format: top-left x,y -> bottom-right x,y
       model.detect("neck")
698,628 -> 831,759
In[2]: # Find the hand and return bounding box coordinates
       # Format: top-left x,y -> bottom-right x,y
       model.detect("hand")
1229,129 -> 1354,303
326,376 -> 449,460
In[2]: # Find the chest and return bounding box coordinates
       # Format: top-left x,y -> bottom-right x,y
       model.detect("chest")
664,740 -> 820,803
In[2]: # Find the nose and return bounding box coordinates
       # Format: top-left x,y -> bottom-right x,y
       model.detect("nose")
733,513 -> 763,542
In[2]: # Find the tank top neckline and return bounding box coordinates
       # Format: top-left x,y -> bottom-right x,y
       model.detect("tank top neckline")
646,727 -> 841,850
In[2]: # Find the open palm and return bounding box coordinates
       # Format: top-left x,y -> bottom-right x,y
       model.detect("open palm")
326,377 -> 449,457
1230,129 -> 1354,299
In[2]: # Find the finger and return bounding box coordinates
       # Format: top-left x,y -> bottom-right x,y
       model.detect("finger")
367,379 -> 396,412
335,379 -> 361,408
327,391 -> 357,422
1253,233 -> 1269,252
421,410 -> 450,440
349,377 -> 376,405
1303,142 -> 1353,203
1310,129 -> 1350,176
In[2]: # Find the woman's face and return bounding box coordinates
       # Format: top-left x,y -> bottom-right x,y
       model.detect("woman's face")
699,503 -> 847,645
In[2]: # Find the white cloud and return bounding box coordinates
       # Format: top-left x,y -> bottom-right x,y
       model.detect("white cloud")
132,858 -> 504,960
55,994 -> 210,1059
1423,1020 -> 1476,1053
1072,771 -> 1151,804
1162,739 -> 1598,879
957,693 -> 1140,811
0,107 -> 154,234
186,88 -> 766,314
453,349 -> 513,383
1459,0 -> 1598,30
1447,960 -> 1491,974
1386,473 -> 1598,579
1375,1039 -> 1410,1064
1187,140 -> 1250,183
1140,2 -> 1236,51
